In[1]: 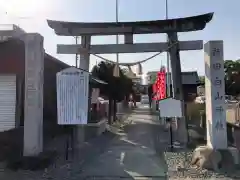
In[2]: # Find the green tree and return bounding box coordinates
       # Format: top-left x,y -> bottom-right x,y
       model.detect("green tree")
91,61 -> 133,123
224,60 -> 240,96
199,76 -> 205,85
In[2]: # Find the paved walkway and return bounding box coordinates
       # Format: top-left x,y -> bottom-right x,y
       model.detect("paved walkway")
79,105 -> 169,179
0,105 -> 171,180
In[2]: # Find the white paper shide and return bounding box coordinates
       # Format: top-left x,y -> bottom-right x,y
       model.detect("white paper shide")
56,67 -> 89,125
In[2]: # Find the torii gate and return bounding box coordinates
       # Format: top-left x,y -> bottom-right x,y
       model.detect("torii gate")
47,13 -> 213,146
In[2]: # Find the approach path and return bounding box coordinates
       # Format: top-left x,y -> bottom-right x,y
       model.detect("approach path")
78,104 -> 169,180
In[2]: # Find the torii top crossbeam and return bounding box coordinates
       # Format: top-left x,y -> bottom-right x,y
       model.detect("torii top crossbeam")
47,13 -> 213,36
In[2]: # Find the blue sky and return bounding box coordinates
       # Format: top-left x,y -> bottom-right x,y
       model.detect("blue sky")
0,0 -> 239,75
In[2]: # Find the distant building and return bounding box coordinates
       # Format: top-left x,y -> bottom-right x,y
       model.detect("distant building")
123,67 -> 148,98
140,74 -> 148,85
124,67 -> 141,84
136,63 -> 143,75
146,71 -> 200,101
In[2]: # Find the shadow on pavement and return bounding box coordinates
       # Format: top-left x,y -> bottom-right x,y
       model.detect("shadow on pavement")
78,106 -> 169,180
79,133 -> 168,179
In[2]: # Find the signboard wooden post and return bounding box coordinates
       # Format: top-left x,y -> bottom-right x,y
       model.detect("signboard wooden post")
56,67 -> 89,125
159,98 -> 183,150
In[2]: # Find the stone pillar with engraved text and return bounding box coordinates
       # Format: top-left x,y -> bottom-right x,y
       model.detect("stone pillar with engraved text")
23,33 -> 44,156
205,41 -> 227,149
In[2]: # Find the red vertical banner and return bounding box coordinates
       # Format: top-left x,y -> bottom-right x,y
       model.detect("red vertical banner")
156,72 -> 161,100
159,67 -> 166,99
153,74 -> 160,100
152,83 -> 156,93
153,67 -> 166,100
152,67 -> 166,100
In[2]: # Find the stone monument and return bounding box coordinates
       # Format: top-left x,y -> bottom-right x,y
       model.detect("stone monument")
22,34 -> 44,156
191,41 -> 239,170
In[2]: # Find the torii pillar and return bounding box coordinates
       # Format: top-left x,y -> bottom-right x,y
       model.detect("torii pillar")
168,32 -> 188,145
75,35 -> 91,146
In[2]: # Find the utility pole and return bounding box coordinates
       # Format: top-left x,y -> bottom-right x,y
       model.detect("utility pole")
113,0 -> 120,77
165,0 -> 172,97
116,0 -> 119,65
116,0 -> 119,56
112,0 -> 119,122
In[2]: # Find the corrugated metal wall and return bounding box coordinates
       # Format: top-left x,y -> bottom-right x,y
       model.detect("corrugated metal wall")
0,75 -> 16,132
0,38 -> 70,135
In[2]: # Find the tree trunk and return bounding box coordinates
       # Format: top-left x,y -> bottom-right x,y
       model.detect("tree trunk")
113,99 -> 117,122
108,97 -> 112,124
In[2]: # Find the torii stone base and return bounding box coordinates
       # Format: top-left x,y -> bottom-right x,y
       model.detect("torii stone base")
191,145 -> 239,171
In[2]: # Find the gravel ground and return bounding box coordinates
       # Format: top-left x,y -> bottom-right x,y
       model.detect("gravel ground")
164,148 -> 240,180
158,121 -> 240,180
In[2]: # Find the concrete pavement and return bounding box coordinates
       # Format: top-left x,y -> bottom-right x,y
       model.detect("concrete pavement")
0,104 -> 171,180
79,104 -> 169,180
